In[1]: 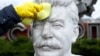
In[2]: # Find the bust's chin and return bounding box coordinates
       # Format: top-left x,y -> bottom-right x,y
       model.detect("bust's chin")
34,48 -> 63,56
34,53 -> 82,56
36,52 -> 62,56
34,52 -> 62,56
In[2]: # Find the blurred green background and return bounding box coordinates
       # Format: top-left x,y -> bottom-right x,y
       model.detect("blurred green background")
0,37 -> 100,56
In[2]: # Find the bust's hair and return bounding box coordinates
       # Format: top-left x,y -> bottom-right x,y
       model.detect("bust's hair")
34,0 -> 74,7
65,2 -> 79,25
33,0 -> 79,25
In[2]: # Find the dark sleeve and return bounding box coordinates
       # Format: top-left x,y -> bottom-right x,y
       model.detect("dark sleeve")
0,5 -> 21,36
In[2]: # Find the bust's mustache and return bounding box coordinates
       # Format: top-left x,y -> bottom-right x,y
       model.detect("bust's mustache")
34,38 -> 62,49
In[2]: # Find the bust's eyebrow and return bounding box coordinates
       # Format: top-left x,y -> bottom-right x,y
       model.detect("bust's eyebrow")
49,17 -> 64,23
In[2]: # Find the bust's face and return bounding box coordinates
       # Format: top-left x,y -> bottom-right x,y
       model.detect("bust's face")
32,6 -> 78,56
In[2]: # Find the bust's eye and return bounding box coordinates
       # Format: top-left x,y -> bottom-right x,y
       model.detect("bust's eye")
52,21 -> 64,28
33,22 -> 43,28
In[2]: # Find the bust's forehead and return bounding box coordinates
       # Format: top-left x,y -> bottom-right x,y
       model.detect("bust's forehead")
35,7 -> 67,22
48,7 -> 69,21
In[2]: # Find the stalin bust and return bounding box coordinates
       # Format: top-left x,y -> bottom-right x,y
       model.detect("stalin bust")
31,0 -> 80,56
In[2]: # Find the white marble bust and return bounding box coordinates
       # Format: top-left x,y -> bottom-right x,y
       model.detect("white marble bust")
31,0 -> 80,56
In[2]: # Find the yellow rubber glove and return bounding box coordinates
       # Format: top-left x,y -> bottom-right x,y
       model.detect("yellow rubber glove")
14,2 -> 51,20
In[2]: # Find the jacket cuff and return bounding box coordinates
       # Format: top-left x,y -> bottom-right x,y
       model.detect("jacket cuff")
0,5 -> 21,24
0,5 -> 21,35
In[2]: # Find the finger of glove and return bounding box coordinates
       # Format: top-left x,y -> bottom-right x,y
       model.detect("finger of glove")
23,4 -> 38,17
32,4 -> 43,12
20,10 -> 34,18
23,2 -> 42,12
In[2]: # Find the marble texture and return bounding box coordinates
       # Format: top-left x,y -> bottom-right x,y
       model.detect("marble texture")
32,0 -> 80,56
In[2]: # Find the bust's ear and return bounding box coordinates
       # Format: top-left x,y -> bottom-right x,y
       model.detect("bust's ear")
72,25 -> 79,43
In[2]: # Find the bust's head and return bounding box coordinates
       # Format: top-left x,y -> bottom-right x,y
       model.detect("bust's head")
31,0 -> 79,56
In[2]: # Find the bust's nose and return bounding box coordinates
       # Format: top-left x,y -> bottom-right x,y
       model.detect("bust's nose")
42,23 -> 53,39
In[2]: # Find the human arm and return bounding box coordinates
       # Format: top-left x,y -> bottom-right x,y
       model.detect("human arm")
0,2 -> 51,36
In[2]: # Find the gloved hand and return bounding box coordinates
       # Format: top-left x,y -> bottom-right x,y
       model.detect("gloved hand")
14,2 -> 51,20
